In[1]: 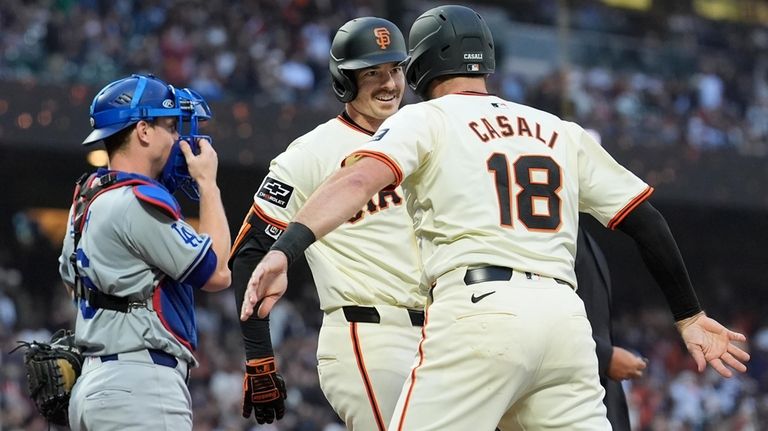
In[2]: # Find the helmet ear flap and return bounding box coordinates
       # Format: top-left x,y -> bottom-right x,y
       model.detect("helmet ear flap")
331,69 -> 357,103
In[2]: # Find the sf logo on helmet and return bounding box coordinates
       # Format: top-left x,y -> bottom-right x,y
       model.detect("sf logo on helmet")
374,27 -> 391,49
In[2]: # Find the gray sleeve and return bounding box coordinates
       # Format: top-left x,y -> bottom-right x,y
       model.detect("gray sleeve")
58,206 -> 76,287
123,198 -> 213,282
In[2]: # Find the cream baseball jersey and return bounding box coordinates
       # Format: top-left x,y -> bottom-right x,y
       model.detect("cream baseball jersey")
347,92 -> 652,287
247,115 -> 424,311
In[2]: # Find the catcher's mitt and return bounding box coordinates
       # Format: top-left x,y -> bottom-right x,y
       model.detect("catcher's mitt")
12,329 -> 83,426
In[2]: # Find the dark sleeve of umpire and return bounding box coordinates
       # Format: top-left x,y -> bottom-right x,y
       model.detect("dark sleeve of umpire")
575,222 -> 631,431
575,225 -> 614,376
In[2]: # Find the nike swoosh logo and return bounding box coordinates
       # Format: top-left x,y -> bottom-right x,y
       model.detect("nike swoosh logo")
470,291 -> 496,303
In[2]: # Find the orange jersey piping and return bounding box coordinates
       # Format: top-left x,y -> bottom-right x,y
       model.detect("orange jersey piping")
345,150 -> 403,187
608,186 -> 654,229
350,323 -> 386,431
396,305 -> 429,430
230,203 -> 289,258
337,115 -> 374,136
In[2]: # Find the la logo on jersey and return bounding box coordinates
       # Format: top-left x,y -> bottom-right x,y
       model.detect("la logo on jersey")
257,177 -> 294,208
172,223 -> 202,247
374,27 -> 390,49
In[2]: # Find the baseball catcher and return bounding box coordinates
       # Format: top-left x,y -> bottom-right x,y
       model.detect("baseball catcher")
56,73 -> 231,430
12,329 -> 83,426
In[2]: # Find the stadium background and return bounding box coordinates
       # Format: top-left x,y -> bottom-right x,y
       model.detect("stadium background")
1,0 -> 766,429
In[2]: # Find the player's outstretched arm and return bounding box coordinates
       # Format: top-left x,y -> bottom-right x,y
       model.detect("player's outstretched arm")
616,201 -> 750,377
676,311 -> 749,378
240,157 -> 395,320
241,250 -> 289,320
293,157 -> 396,238
232,231 -> 288,424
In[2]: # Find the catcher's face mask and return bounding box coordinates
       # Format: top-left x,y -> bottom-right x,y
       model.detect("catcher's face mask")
83,74 -> 213,200
158,86 -> 212,200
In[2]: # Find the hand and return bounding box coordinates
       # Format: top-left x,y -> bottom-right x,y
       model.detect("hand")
242,357 -> 287,424
607,347 -> 647,381
240,251 -> 289,320
676,312 -> 750,378
179,138 -> 218,187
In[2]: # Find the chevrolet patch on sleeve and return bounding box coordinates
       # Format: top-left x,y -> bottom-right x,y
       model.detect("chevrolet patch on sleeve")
257,177 -> 294,208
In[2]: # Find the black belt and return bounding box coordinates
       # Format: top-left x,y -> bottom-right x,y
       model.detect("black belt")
464,266 -> 572,289
100,349 -> 180,368
85,289 -> 130,312
342,306 -> 424,327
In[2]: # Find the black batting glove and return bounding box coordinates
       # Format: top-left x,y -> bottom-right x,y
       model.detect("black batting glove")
242,356 -> 287,424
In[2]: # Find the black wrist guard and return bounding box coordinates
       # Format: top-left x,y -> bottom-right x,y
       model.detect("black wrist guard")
269,222 -> 316,266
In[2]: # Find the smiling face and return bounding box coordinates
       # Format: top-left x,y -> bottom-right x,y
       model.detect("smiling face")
346,62 -> 405,131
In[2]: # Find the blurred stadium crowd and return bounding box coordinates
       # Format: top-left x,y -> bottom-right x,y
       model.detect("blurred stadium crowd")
2,0 -> 767,155
1,0 -> 767,430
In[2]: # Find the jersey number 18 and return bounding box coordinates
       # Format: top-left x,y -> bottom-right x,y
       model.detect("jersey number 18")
487,154 -> 561,231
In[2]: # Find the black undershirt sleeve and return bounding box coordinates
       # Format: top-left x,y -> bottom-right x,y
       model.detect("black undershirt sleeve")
230,217 -> 280,360
615,201 -> 702,321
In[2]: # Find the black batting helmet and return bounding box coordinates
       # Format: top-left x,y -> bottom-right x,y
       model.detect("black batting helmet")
405,5 -> 495,99
330,17 -> 407,103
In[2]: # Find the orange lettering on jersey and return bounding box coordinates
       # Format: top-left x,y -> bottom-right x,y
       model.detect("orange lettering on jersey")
347,190 -> 404,223
374,28 -> 391,50
517,117 -> 532,137
496,116 -> 514,136
377,189 -> 402,210
481,118 -> 501,140
469,121 -> 489,142
535,123 -> 547,145
548,131 -> 559,148
474,114 -> 556,147
349,200 -> 377,222
366,199 -> 379,215
348,209 -> 364,223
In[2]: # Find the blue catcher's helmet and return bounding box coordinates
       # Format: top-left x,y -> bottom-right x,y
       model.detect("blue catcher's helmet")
83,74 -> 213,200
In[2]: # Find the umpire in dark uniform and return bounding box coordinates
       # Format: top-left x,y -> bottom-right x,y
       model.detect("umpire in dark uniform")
576,219 -> 648,431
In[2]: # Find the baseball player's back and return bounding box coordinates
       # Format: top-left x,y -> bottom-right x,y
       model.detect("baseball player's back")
358,93 -> 649,287
354,91 -> 634,431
